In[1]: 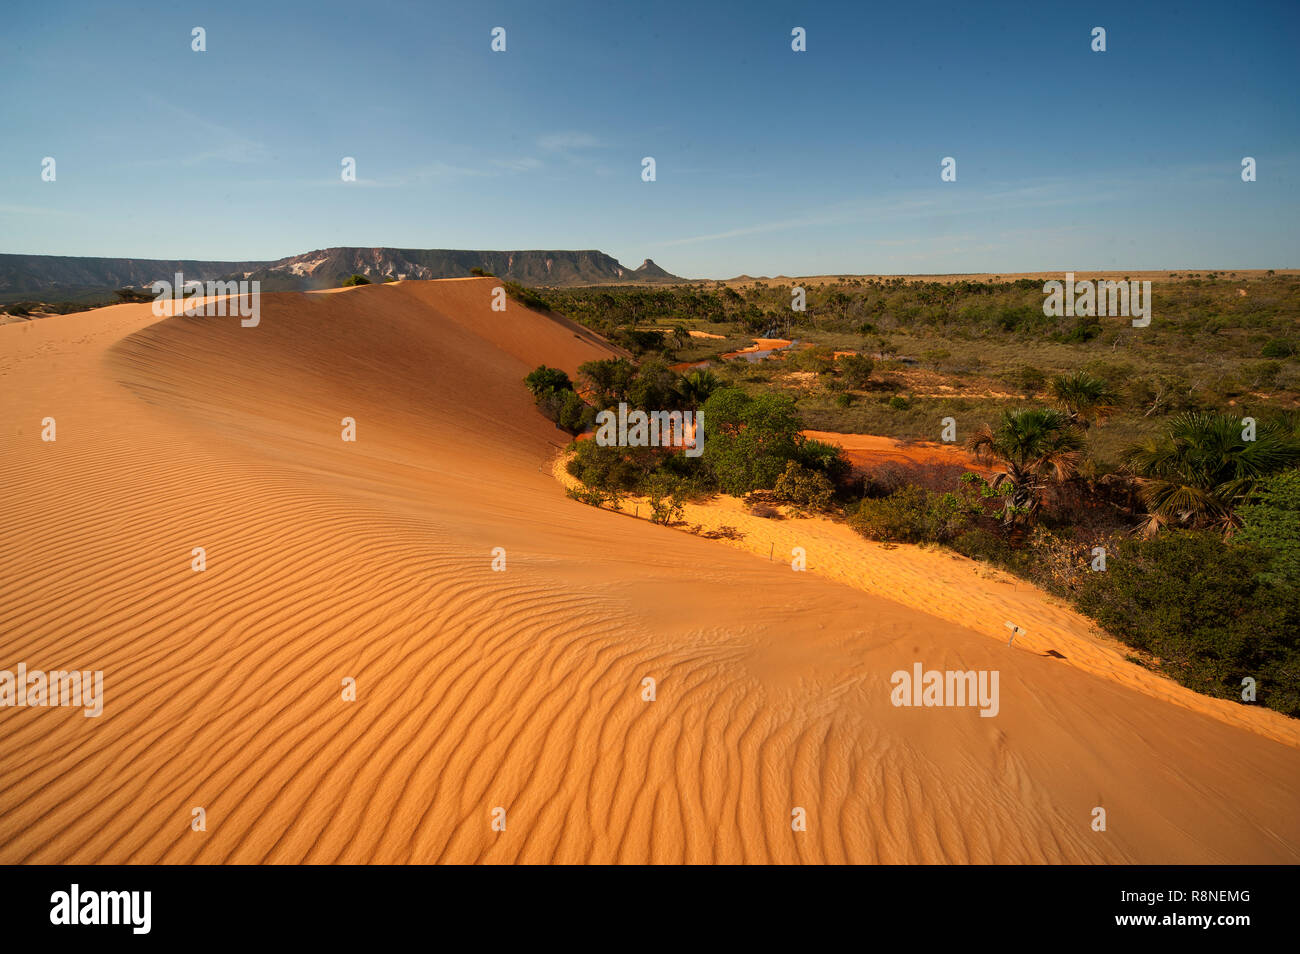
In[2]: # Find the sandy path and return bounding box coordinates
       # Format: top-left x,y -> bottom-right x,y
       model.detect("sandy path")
1,279 -> 1297,863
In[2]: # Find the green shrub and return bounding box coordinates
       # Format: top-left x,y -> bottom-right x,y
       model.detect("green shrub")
950,527 -> 1014,564
626,358 -> 681,409
645,473 -> 687,524
340,274 -> 371,286
1074,531 -> 1300,715
1236,468 -> 1300,590
556,390 -> 596,432
612,328 -> 667,354
773,461 -> 834,511
1245,360 -> 1283,389
578,358 -> 637,408
503,281 -> 550,310
838,353 -> 874,388
526,364 -> 592,434
566,439 -> 651,492
1005,365 -> 1047,398
565,485 -> 621,510
849,486 -> 973,544
525,365 -> 573,396
788,346 -> 836,375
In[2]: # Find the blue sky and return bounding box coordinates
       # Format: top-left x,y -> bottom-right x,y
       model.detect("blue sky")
2,0 -> 1297,277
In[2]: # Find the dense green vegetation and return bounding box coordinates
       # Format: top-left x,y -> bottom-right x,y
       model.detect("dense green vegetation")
1237,469 -> 1300,589
529,357 -> 851,512
523,365 -> 595,433
1076,532 -> 1299,715
502,280 -> 550,311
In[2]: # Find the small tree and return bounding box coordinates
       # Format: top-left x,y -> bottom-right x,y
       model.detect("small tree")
524,365 -> 573,397
849,486 -> 976,544
838,353 -> 874,389
645,474 -> 686,524
579,358 -> 637,408
701,389 -> 803,494
341,274 -> 371,286
556,390 -> 595,433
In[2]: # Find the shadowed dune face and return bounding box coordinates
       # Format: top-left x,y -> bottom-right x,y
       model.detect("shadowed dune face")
0,278 -> 1297,864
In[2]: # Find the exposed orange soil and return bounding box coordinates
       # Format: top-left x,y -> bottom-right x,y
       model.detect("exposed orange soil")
803,429 -> 996,477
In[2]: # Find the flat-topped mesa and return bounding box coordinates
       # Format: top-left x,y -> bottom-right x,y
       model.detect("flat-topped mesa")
0,248 -> 684,302
253,247 -> 667,289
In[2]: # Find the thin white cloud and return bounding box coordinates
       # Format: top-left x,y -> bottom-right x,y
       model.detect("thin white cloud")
651,174 -> 1149,249
539,132 -> 601,151
488,157 -> 543,172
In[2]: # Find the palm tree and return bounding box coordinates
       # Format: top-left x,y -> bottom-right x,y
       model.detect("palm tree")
1124,412 -> 1300,535
967,408 -> 1084,525
1050,371 -> 1119,428
678,368 -> 721,409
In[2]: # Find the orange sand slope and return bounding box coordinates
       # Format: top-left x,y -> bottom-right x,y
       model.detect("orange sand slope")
1,278 -> 1297,864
